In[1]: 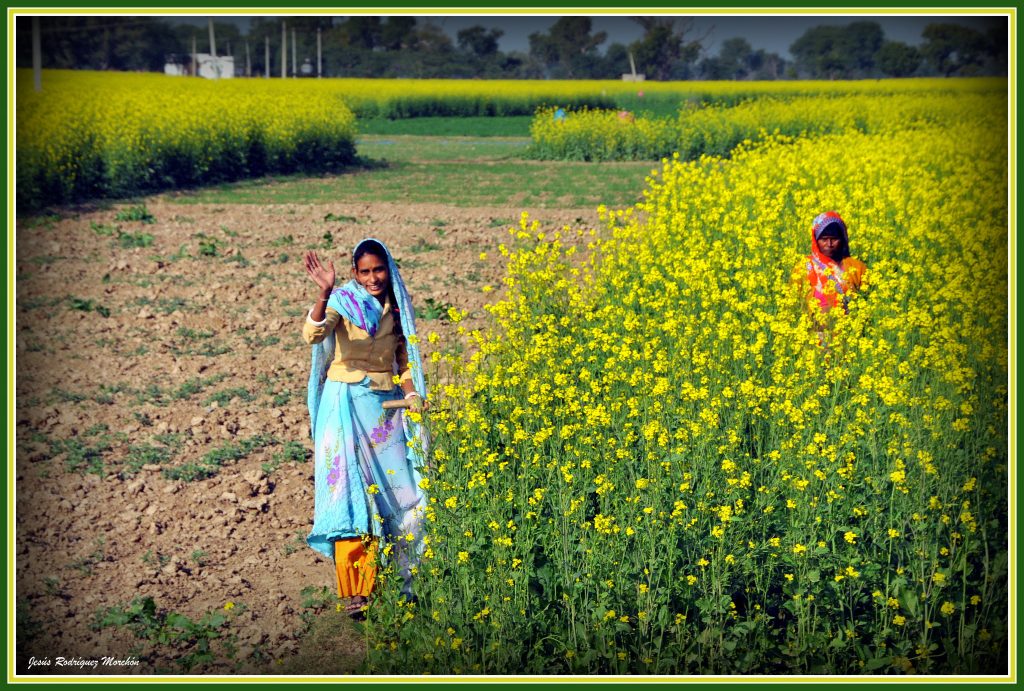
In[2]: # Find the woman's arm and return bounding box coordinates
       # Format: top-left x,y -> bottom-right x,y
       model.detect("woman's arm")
303,251 -> 336,322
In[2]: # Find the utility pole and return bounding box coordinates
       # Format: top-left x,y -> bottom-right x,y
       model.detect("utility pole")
291,28 -> 296,77
31,16 -> 41,91
265,35 -> 270,78
208,18 -> 218,79
245,40 -> 251,77
191,33 -> 197,77
280,21 -> 286,78
317,26 -> 322,78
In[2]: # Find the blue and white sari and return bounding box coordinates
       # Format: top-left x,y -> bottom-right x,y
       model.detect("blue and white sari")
305,239 -> 429,588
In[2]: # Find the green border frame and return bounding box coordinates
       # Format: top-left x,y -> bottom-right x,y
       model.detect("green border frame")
3,3 -> 1017,687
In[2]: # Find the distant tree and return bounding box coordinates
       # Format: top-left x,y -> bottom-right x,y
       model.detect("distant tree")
751,50 -> 786,80
921,23 -> 988,76
504,51 -> 544,79
698,38 -> 784,81
18,16 -> 179,71
167,21 -> 242,57
528,17 -> 607,78
790,25 -> 855,78
876,41 -> 922,77
984,23 -> 1008,75
844,21 -> 884,75
628,17 -> 705,81
379,16 -> 417,51
603,42 -> 632,78
719,37 -> 754,79
456,25 -> 503,57
337,16 -> 382,50
412,21 -> 453,54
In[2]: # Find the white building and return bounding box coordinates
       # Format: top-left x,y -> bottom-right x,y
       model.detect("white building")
164,53 -> 235,79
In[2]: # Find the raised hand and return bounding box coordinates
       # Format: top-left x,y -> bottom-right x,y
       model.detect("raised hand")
304,251 -> 336,293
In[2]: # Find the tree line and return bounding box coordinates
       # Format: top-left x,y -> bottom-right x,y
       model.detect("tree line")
15,15 -> 1007,80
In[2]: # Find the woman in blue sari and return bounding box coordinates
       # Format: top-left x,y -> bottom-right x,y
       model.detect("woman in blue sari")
302,238 -> 429,616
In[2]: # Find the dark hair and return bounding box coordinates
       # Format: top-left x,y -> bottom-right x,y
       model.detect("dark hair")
353,240 -> 402,333
818,222 -> 843,238
353,239 -> 388,267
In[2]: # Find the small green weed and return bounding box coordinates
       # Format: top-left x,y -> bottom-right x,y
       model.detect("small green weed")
53,437 -> 112,476
26,212 -> 63,229
84,423 -> 109,437
418,297 -> 454,320
271,235 -> 294,247
262,440 -> 310,475
52,387 -> 87,403
410,238 -> 439,253
282,531 -> 307,556
298,585 -> 340,630
43,576 -> 64,597
134,296 -> 193,314
177,326 -> 215,341
133,373 -> 228,406
115,204 -> 156,224
195,233 -> 221,257
324,213 -> 357,223
172,373 -> 229,401
243,333 -> 280,349
152,244 -> 192,263
153,432 -> 182,447
204,387 -> 255,407
162,435 -> 275,482
68,297 -> 110,317
93,596 -> 237,673
224,253 -> 250,267
70,537 -> 106,575
122,443 -> 175,478
117,228 -> 154,249
90,221 -> 117,236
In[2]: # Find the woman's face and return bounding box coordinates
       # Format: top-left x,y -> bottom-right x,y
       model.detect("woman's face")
353,253 -> 389,299
816,232 -> 844,261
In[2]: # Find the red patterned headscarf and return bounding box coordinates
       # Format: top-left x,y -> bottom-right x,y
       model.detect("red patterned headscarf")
806,211 -> 852,311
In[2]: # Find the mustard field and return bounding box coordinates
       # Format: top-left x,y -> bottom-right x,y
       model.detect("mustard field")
365,81 -> 1010,675
529,85 -> 1006,161
15,70 -> 1005,209
16,70 -> 358,210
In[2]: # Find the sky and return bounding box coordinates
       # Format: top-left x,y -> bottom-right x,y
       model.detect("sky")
165,12 -> 1008,59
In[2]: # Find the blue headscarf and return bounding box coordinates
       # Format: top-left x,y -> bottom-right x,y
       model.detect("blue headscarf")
307,238 -> 428,461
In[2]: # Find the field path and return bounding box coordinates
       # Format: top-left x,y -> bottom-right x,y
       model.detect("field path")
15,193 -> 602,674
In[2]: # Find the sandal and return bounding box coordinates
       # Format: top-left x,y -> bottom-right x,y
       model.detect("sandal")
346,596 -> 369,619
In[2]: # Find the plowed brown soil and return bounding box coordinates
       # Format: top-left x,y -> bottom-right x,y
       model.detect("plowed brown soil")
14,198 -> 599,675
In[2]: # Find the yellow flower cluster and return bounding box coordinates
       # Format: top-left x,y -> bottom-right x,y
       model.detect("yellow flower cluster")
16,69 -> 357,209
372,80 -> 1008,674
530,87 -> 1005,161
